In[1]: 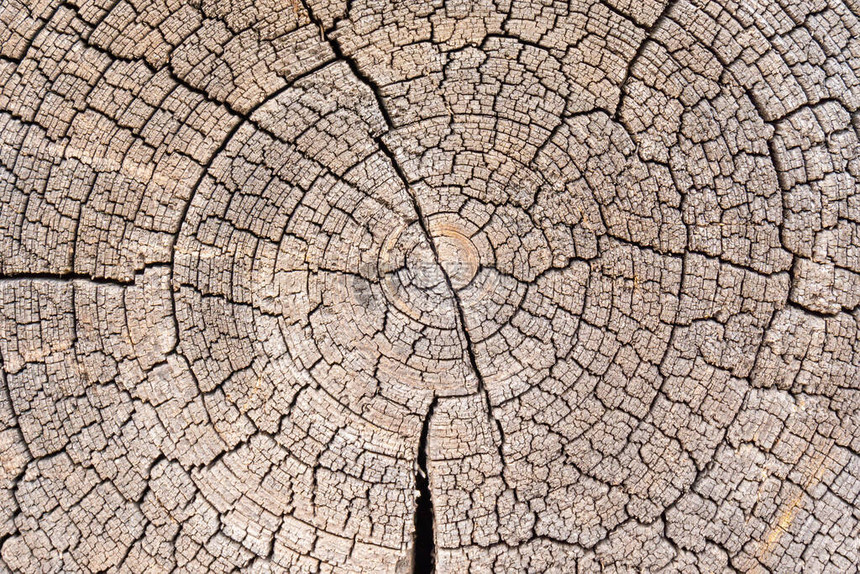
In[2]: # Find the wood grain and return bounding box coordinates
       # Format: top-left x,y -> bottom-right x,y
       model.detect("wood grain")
1,0 -> 859,571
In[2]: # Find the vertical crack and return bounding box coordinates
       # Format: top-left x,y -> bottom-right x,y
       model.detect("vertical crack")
294,4 -> 504,566
414,397 -> 437,574
375,137 -> 509,485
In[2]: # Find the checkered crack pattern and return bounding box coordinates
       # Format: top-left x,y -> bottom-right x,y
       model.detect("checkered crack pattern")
1,0 -> 860,572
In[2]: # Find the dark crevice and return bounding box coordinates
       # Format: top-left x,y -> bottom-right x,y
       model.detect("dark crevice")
414,398 -> 437,574
0,262 -> 171,286
370,61 -> 511,536
297,0 -> 397,130
597,0 -> 650,30
377,119 -> 510,500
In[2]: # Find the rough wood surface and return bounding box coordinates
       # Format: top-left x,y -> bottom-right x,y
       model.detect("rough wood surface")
1,0 -> 859,572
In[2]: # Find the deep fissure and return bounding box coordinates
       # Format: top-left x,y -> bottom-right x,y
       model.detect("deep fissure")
414,398 -> 437,574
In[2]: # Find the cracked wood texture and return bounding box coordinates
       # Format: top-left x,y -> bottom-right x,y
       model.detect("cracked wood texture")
1,0 -> 860,572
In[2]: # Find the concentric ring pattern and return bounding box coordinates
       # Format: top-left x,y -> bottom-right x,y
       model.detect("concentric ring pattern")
1,0 -> 859,572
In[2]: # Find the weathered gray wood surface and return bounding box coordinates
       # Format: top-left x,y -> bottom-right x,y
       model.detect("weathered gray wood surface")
1,0 -> 859,572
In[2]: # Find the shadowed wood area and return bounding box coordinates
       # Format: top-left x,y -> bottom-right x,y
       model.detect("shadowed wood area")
1,0 -> 860,572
